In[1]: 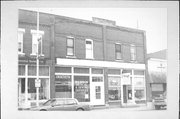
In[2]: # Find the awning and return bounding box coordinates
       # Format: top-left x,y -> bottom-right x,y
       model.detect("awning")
149,72 -> 166,83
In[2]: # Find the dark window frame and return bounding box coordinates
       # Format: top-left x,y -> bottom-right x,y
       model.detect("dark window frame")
115,43 -> 123,60
66,37 -> 75,56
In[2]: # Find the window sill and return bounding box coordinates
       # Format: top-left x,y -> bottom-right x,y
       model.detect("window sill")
115,59 -> 124,62
18,52 -> 25,56
86,57 -> 94,60
66,55 -> 76,59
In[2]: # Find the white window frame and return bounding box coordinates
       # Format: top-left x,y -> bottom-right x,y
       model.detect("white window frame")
130,44 -> 136,61
18,28 -> 25,55
30,30 -> 44,56
85,39 -> 94,59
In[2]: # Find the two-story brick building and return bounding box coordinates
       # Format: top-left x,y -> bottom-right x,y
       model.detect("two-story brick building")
18,9 -> 147,108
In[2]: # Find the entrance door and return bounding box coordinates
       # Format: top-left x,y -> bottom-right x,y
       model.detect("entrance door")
18,78 -> 25,107
122,85 -> 132,103
90,77 -> 104,105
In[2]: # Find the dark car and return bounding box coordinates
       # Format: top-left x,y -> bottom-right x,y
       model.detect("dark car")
30,98 -> 92,111
152,94 -> 167,110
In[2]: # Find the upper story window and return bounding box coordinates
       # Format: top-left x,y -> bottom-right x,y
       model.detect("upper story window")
30,30 -> 44,56
67,37 -> 75,56
18,28 -> 25,54
130,44 -> 136,61
86,39 -> 93,59
115,43 -> 122,60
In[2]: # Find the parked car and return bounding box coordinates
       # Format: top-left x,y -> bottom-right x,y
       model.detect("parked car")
152,93 -> 167,110
30,98 -> 92,111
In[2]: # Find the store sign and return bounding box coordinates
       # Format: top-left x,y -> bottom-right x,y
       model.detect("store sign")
56,75 -> 71,79
35,79 -> 41,88
19,57 -> 45,65
122,73 -> 131,85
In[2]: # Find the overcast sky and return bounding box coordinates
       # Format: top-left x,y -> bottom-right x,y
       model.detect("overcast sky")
23,8 -> 167,54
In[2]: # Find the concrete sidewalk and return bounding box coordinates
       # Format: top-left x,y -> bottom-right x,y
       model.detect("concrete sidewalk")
92,104 -> 154,111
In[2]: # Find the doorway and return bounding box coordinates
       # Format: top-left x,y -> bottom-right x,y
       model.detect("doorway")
122,85 -> 132,103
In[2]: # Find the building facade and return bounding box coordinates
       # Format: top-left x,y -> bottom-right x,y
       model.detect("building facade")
18,10 -> 147,108
147,50 -> 167,101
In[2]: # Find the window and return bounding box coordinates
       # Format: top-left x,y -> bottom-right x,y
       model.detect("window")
108,76 -> 121,101
31,30 -> 44,55
67,37 -> 74,56
66,99 -> 77,105
130,44 -> 136,61
115,44 -> 122,60
55,75 -> 72,98
18,28 -> 25,54
54,100 -> 64,106
74,67 -> 89,74
86,39 -> 93,59
74,76 -> 90,102
92,77 -> 103,82
95,86 -> 101,99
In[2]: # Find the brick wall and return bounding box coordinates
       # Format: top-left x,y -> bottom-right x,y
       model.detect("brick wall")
19,23 -> 51,59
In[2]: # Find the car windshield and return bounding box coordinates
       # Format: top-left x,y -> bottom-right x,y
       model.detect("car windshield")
43,99 -> 56,106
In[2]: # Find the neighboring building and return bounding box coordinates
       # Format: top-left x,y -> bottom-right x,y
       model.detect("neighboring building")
147,50 -> 167,101
18,9 -> 147,108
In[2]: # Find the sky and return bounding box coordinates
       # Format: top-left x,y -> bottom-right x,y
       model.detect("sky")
23,8 -> 167,54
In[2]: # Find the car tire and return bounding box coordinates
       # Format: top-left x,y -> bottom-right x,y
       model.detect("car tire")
76,108 -> 84,111
40,109 -> 47,111
155,105 -> 160,110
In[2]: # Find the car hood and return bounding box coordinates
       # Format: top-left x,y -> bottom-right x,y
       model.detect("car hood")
30,105 -> 50,111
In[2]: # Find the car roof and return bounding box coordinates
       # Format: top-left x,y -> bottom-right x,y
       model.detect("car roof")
52,98 -> 76,100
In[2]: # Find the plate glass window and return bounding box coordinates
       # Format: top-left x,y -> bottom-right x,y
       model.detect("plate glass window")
115,44 -> 122,60
86,39 -> 93,59
67,38 -> 74,56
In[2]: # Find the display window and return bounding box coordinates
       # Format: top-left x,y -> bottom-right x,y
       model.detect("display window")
108,87 -> 121,100
74,76 -> 90,102
108,76 -> 121,101
55,75 -> 72,98
28,78 -> 49,100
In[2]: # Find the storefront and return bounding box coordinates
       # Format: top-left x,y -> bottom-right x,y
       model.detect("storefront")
107,69 -> 146,106
18,58 -> 50,108
55,66 -> 104,105
55,58 -> 146,106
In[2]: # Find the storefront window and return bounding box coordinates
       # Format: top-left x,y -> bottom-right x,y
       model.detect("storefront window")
74,76 -> 90,102
55,75 -> 72,98
108,76 -> 121,101
39,66 -> 49,76
28,66 -> 36,76
122,69 -> 132,75
108,69 -> 121,75
134,88 -> 145,104
28,78 -> 36,100
108,87 -> 121,100
55,67 -> 71,73
74,67 -> 89,74
135,89 -> 144,99
134,70 -> 144,75
19,65 -> 25,76
92,68 -> 103,74
28,78 -> 49,100
39,78 -> 49,100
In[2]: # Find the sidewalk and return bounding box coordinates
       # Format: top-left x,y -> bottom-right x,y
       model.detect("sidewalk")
92,104 -> 153,111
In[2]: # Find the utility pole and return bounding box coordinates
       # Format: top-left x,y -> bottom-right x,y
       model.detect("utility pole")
36,10 -> 40,107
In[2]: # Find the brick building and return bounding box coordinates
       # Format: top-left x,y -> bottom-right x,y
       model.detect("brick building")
18,9 -> 147,108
